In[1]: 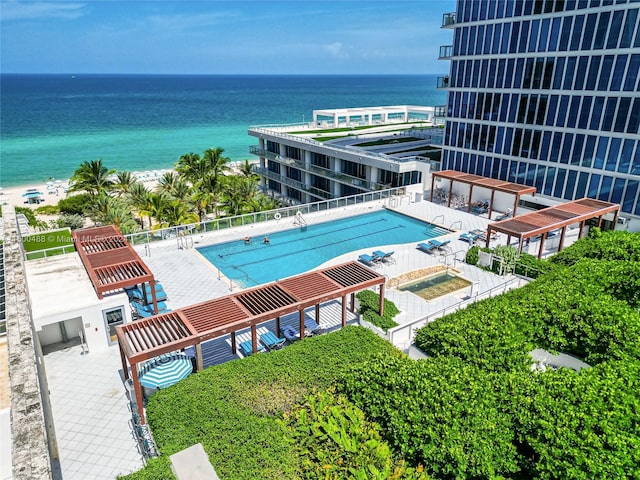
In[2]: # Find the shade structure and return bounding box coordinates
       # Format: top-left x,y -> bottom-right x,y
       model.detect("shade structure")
138,353 -> 193,389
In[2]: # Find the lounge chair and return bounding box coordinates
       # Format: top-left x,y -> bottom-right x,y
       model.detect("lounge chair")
239,339 -> 265,356
131,301 -> 170,319
373,250 -> 395,264
282,325 -> 300,343
260,330 -> 287,350
304,318 -> 324,336
428,239 -> 451,251
458,232 -> 479,244
417,242 -> 436,253
496,209 -> 513,221
358,253 -> 380,267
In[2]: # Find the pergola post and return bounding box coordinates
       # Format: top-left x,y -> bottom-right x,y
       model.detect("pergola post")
230,332 -> 237,354
467,184 -> 474,213
430,175 -> 436,201
341,295 -> 347,327
537,232 -> 547,259
250,325 -> 258,353
131,362 -> 145,425
119,345 -> 129,381
149,279 -> 158,315
378,284 -> 385,316
275,316 -> 281,337
299,310 -> 305,339
578,221 -> 585,239
447,179 -> 454,208
488,190 -> 496,219
315,304 -> 320,324
349,292 -> 355,312
195,343 -> 203,372
513,196 -> 520,217
558,227 -> 567,252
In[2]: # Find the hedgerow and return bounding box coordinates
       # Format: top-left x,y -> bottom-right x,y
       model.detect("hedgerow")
356,289 -> 400,332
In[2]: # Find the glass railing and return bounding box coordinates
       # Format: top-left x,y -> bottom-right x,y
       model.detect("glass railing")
441,12 -> 456,28
438,45 -> 453,59
433,105 -> 447,117
123,187 -> 407,247
436,76 -> 450,89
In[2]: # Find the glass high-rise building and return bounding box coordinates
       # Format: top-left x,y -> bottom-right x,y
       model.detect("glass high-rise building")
439,0 -> 640,219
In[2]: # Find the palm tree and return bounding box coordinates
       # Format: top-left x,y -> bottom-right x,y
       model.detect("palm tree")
68,159 -> 115,196
142,192 -> 171,227
238,159 -> 256,177
126,182 -> 152,229
155,200 -> 199,228
112,171 -> 137,197
175,153 -> 203,185
88,193 -> 139,234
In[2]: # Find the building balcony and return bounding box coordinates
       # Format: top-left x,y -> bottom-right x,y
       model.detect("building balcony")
438,45 -> 453,59
250,146 -> 388,191
254,167 -> 332,200
441,12 -> 456,28
433,105 -> 447,117
436,76 -> 450,89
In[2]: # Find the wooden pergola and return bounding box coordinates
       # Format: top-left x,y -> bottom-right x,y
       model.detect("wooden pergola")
487,198 -> 620,258
72,225 -> 162,313
116,261 -> 386,424
430,170 -> 537,218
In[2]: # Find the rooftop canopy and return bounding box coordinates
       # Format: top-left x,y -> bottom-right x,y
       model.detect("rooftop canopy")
116,260 -> 386,424
430,170 -> 537,218
72,225 -> 160,308
487,198 -> 620,258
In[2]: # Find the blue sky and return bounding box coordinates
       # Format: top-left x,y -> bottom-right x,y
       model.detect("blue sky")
0,0 -> 455,74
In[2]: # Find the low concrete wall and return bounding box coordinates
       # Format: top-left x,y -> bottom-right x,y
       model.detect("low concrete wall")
3,205 -> 54,480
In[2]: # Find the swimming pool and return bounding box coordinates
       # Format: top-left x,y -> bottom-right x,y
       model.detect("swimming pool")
197,209 -> 449,288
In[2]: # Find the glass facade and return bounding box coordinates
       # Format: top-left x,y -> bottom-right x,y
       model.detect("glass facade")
441,0 -> 640,216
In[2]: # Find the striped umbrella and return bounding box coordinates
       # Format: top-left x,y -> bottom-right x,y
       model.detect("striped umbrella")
139,353 -> 193,389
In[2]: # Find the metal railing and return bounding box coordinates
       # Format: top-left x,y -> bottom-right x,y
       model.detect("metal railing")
441,12 -> 456,28
24,244 -> 76,261
387,276 -> 522,348
123,187 -> 407,247
436,76 -> 450,89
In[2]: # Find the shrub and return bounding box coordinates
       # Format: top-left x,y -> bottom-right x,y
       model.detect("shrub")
465,245 -> 479,265
58,193 -> 92,215
34,204 -> 60,215
514,252 -> 555,279
51,214 -> 86,230
356,290 -> 400,332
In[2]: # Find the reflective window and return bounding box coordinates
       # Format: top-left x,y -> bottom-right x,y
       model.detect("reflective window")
541,131 -> 552,160
563,57 -> 577,90
544,166 -> 556,196
567,96 -> 581,128
529,19 -> 540,52
578,97 -> 592,129
504,128 -> 514,155
508,161 -> 518,183
535,166 -> 546,191
519,21 -> 530,53
542,58 -> 554,89
571,134 -> 585,165
484,24 -> 493,54
583,135 -> 597,168
496,59 -> 506,89
573,56 -> 589,91
587,173 -> 601,197
532,130 -> 542,159
594,137 -> 608,169
549,17 -> 562,50
624,54 -> 640,91
628,98 -> 640,134
574,172 -> 589,198
570,15 -> 585,50
560,133 -> 574,163
557,96 -> 570,127
564,170 -> 577,200
611,178 -> 625,204
605,138 -> 621,171
598,56 -> 614,91
508,94 -> 518,123
476,25 -> 485,55
615,97 -> 631,133
618,139 -> 635,174
590,96 -> 606,130
585,56 -> 601,90
525,163 -> 536,186
623,180 -> 638,213
488,0 -> 497,19
582,13 -> 598,49
539,18 -> 550,51
501,23 -> 511,53
602,97 -> 618,131
550,132 -> 563,162
610,55 -> 628,91
552,57 -> 565,90
499,159 -> 509,181
593,11 -> 611,49
492,24 -> 502,54
510,22 -> 520,53
554,168 -> 567,198
619,9 -> 638,48
559,16 -> 573,51
496,0 -> 506,18
607,10 -> 625,49
633,143 -> 640,175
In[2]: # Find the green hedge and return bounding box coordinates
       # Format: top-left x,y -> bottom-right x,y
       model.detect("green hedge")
355,290 -> 399,332
122,327 -> 399,480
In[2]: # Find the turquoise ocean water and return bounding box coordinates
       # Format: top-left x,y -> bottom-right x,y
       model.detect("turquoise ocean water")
0,74 -> 446,188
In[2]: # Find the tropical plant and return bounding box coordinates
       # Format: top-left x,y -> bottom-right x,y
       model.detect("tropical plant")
155,200 -> 199,228
51,214 -> 85,230
112,171 -> 138,197
68,159 -> 115,196
355,290 -> 400,332
238,159 -> 256,177
57,193 -> 92,215
465,245 -> 479,265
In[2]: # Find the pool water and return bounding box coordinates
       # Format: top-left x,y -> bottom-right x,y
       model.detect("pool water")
398,272 -> 472,301
197,210 -> 449,287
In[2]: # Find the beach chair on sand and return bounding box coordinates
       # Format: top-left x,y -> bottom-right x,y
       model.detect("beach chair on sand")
260,330 -> 287,350
239,339 -> 265,356
417,242 -> 436,253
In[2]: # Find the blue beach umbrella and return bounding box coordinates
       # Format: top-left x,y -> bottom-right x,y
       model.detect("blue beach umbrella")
138,353 -> 193,389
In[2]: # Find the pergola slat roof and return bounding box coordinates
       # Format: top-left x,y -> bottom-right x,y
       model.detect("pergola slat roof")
72,225 -> 155,299
488,198 -> 620,239
116,260 -> 385,365
432,170 -> 537,196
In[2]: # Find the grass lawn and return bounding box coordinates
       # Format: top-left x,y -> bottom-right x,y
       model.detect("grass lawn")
22,228 -> 75,259
120,327 -> 399,480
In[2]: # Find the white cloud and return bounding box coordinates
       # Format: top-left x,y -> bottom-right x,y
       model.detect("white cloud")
0,1 -> 85,21
324,42 -> 349,59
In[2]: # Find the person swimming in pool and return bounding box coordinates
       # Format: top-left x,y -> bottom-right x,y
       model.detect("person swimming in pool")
243,236 -> 251,245
263,236 -> 270,244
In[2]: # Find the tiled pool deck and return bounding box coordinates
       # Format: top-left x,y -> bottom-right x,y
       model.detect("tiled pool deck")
43,197 -> 580,478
